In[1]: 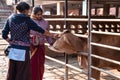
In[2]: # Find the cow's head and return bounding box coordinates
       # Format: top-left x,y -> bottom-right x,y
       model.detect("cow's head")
52,30 -> 85,54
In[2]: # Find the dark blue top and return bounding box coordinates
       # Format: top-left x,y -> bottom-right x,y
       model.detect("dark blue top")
2,13 -> 45,47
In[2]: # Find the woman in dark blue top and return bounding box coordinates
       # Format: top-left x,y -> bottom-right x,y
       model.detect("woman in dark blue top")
2,1 -> 53,80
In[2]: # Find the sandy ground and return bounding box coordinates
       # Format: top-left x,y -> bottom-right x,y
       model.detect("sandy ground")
0,53 -> 87,80
0,52 -> 120,80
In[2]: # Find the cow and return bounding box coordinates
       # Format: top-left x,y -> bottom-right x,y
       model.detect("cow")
52,30 -> 86,54
51,30 -> 120,80
52,30 -> 88,70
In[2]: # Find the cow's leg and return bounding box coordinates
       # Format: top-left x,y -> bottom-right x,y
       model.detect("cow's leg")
78,55 -> 83,68
91,58 -> 100,80
91,68 -> 100,80
78,55 -> 88,71
81,55 -> 88,70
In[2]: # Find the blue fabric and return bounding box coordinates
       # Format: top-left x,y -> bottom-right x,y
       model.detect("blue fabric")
8,48 -> 26,61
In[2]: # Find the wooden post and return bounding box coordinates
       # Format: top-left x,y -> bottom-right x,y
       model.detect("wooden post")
95,7 -> 98,15
103,4 -> 110,16
15,0 -> 17,4
57,2 -> 64,15
31,0 -> 34,7
82,0 -> 87,16
116,5 -> 119,17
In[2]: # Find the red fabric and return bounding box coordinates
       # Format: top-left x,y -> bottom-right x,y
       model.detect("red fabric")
30,45 -> 45,80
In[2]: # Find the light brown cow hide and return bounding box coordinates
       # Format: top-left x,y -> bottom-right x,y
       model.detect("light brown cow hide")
52,30 -> 84,54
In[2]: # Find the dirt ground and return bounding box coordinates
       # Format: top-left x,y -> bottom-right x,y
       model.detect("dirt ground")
43,55 -> 120,80
0,48 -> 120,80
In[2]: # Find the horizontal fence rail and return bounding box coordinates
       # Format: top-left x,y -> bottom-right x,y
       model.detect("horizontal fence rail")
91,42 -> 120,51
91,19 -> 120,22
92,54 -> 120,66
45,18 -> 88,21
91,66 -> 120,80
91,31 -> 120,36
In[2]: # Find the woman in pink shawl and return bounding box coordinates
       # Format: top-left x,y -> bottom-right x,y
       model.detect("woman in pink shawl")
30,6 -> 54,80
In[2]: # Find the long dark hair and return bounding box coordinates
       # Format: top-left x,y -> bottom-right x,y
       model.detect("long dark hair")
31,6 -> 43,19
32,6 -> 43,15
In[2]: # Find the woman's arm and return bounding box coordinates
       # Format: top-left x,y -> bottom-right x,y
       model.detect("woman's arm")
2,19 -> 10,43
28,18 -> 55,37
